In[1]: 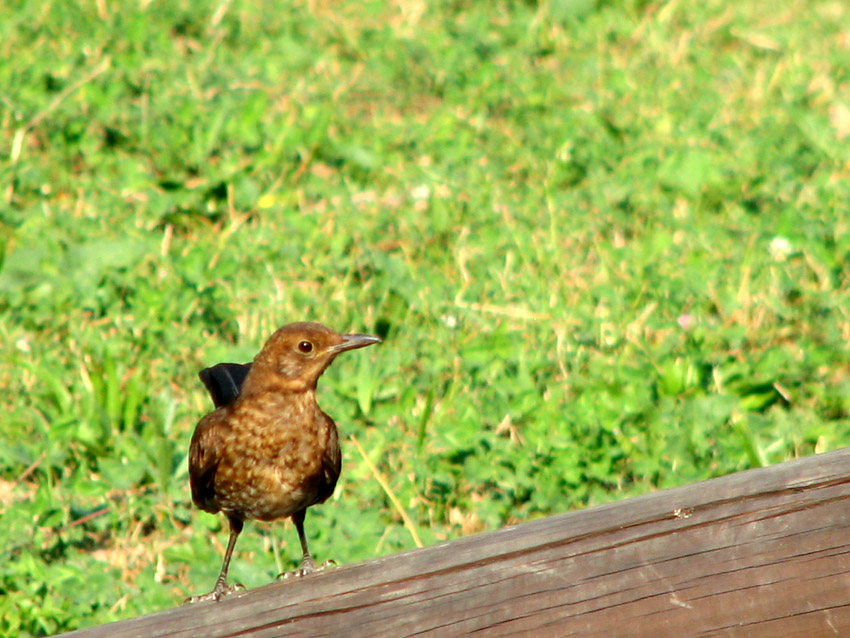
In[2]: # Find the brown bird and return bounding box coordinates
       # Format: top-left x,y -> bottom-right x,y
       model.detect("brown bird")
186,322 -> 381,603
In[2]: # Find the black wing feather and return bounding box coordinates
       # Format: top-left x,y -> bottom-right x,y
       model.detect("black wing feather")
199,362 -> 252,407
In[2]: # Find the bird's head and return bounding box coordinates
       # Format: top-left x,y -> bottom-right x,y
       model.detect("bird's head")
245,322 -> 381,393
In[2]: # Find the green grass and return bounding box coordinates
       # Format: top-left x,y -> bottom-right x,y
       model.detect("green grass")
2,0 -> 850,633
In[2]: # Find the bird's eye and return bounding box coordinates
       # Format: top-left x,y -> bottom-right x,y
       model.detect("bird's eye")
297,340 -> 314,354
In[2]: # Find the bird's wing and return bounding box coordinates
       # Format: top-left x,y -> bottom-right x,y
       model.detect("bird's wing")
317,417 -> 342,504
199,363 -> 252,407
188,410 -> 228,513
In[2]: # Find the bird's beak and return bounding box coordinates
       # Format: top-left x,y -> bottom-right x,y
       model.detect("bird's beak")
330,333 -> 382,354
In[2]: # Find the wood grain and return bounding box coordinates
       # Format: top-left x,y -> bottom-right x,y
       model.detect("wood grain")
59,447 -> 850,637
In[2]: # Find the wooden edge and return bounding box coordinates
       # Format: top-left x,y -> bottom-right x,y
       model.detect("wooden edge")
59,447 -> 850,637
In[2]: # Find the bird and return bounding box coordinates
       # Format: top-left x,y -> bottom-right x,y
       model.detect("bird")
185,321 -> 381,603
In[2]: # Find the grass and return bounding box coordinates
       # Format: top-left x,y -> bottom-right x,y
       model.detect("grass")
1,0 -> 849,633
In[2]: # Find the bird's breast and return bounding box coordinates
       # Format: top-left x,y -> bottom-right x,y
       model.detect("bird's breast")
211,401 -> 334,521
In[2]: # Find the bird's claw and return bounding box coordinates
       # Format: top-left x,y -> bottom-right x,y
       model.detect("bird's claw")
183,582 -> 245,604
277,559 -> 336,580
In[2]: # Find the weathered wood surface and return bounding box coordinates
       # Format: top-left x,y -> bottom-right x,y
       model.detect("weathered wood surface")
61,447 -> 850,637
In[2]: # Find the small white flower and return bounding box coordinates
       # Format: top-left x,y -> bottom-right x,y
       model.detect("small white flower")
769,236 -> 793,261
677,314 -> 696,331
441,314 -> 458,329
411,184 -> 431,201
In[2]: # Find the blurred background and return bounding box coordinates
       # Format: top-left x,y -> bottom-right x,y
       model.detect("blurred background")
2,0 -> 849,633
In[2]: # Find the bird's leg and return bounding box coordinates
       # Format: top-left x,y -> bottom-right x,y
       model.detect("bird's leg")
277,510 -> 335,580
185,516 -> 245,604
293,509 -> 316,574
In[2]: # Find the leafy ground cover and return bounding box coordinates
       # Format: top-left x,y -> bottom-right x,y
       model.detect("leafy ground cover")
1,0 -> 849,633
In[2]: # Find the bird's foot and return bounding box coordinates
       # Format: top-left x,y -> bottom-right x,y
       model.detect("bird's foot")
276,558 -> 336,580
183,581 -> 245,604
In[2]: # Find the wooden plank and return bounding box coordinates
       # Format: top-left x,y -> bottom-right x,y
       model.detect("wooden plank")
60,447 -> 850,637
